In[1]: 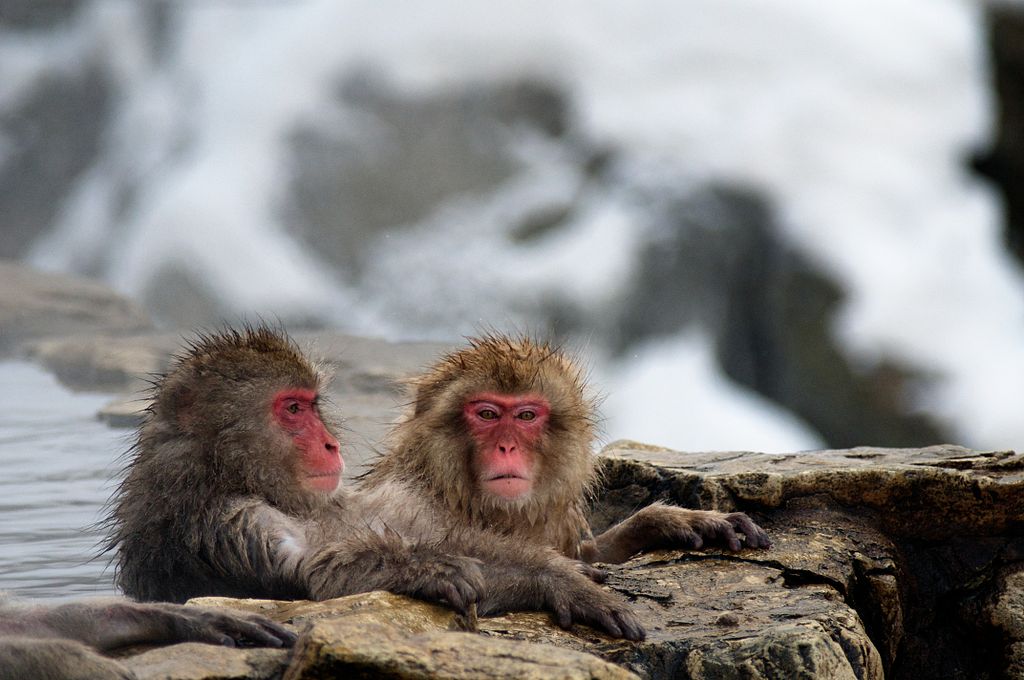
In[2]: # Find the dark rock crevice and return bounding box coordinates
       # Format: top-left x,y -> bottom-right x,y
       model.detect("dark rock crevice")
597,444 -> 1024,678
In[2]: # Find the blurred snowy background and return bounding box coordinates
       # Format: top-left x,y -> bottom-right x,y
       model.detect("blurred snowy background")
3,0 -> 1024,454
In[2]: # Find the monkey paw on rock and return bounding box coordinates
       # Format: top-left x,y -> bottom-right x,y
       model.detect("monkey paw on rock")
594,503 -> 771,563
668,508 -> 772,552
401,551 -> 486,617
547,575 -> 646,641
147,603 -> 298,648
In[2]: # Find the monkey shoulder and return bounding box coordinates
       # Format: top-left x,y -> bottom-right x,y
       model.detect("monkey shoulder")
344,482 -> 448,539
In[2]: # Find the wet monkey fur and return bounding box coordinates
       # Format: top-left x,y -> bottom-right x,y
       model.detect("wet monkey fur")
106,326 -> 643,640
363,334 -> 771,564
0,597 -> 295,680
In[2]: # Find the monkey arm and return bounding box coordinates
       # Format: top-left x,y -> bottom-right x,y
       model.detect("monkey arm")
0,599 -> 295,652
439,529 -> 646,641
298,531 -> 484,615
0,638 -> 133,680
202,498 -> 314,596
198,497 -> 486,613
590,503 -> 771,564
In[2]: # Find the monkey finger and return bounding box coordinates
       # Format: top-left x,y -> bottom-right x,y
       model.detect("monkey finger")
253,619 -> 299,647
190,610 -> 297,648
576,562 -> 608,583
613,611 -> 647,642
227,618 -> 298,648
716,524 -> 743,552
552,601 -> 573,630
198,620 -> 278,648
618,614 -> 643,639
439,583 -> 471,616
459,578 -> 484,607
669,525 -> 703,550
579,605 -> 623,639
182,626 -> 238,647
728,514 -> 771,549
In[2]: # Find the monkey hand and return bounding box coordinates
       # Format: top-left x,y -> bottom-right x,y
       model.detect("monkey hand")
36,599 -> 297,652
660,507 -> 771,552
395,548 -> 486,617
149,604 -> 298,648
716,511 -> 771,551
540,566 -> 646,641
595,504 -> 771,563
573,559 -> 608,583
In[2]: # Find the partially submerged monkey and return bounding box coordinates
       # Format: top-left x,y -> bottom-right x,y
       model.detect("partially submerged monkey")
362,334 -> 770,564
0,597 -> 294,680
106,326 -> 643,640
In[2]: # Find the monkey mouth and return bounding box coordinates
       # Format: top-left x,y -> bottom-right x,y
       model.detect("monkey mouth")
305,469 -> 343,492
483,474 -> 532,499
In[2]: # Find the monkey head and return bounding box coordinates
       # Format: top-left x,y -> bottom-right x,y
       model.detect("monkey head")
148,325 -> 344,500
394,335 -> 598,519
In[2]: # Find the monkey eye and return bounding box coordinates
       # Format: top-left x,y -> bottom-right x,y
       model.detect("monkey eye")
287,402 -> 301,414
517,410 -> 536,421
478,409 -> 498,420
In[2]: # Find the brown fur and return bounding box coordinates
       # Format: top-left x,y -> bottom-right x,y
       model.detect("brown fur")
105,326 -> 645,640
367,335 -> 599,558
364,334 -> 771,565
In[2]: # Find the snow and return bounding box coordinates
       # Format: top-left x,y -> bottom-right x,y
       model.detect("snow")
11,0 -> 1024,451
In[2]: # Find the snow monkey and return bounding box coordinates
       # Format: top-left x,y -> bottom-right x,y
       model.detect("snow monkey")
362,334 -> 771,564
106,326 -> 644,640
0,597 -> 295,680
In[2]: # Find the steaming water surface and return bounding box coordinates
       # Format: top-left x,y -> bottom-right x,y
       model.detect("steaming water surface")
0,362 -> 123,600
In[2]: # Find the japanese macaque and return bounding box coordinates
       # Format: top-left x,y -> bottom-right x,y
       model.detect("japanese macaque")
362,335 -> 771,564
0,597 -> 295,680
105,326 -> 643,641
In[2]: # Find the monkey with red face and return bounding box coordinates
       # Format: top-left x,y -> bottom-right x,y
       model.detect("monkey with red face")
106,326 -> 643,641
362,334 -> 770,564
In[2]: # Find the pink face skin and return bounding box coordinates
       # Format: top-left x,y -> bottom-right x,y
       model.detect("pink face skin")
272,388 -> 344,493
463,392 -> 550,500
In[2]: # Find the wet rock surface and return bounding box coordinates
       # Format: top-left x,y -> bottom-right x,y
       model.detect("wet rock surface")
0,261 -> 154,355
597,442 -> 1024,679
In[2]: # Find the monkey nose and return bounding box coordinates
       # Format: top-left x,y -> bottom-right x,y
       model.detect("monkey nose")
498,443 -> 517,455
325,439 -> 339,453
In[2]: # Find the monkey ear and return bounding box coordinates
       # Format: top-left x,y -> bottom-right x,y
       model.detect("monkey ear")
404,375 -> 434,418
156,380 -> 198,432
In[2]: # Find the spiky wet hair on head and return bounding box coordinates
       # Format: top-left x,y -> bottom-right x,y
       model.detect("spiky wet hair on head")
410,334 -> 596,431
151,324 -> 327,436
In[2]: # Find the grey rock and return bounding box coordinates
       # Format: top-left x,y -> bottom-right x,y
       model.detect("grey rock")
606,182 -> 948,449
121,642 -> 289,680
0,261 -> 153,356
984,565 -> 1024,677
598,441 -> 1024,678
188,593 -> 636,680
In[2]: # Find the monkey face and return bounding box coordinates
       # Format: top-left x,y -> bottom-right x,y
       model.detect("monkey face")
271,388 -> 344,493
463,392 -> 550,500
